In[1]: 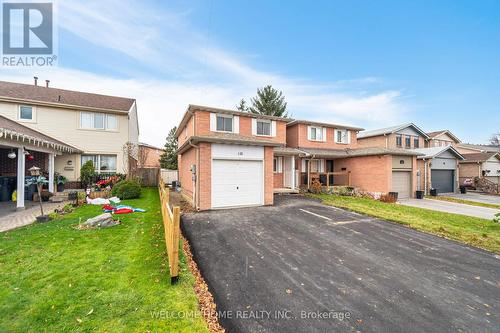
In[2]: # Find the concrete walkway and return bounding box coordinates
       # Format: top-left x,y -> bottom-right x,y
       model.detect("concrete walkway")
399,198 -> 499,220
443,192 -> 500,205
0,201 -> 69,232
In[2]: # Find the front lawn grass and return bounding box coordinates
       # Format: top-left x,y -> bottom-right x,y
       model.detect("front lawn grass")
0,188 -> 209,333
425,195 -> 500,210
311,194 -> 500,253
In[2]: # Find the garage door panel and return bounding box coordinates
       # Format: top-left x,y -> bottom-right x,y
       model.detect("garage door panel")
431,170 -> 454,193
212,160 -> 263,208
392,171 -> 411,199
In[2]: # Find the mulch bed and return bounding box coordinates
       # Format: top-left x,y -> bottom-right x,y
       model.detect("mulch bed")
182,235 -> 225,333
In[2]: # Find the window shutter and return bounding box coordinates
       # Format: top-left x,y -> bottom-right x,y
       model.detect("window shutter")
322,127 -> 327,142
347,130 -> 351,144
233,116 -> 239,134
307,126 -> 312,140
271,121 -> 276,137
251,118 -> 257,135
210,113 -> 216,131
334,129 -> 338,143
302,159 -> 306,171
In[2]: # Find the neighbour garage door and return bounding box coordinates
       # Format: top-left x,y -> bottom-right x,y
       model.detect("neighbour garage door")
431,170 -> 454,193
211,160 -> 263,208
392,171 -> 411,199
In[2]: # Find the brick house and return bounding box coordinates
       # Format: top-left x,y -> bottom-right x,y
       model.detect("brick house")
138,142 -> 164,168
357,123 -> 465,195
176,105 -> 422,211
459,152 -> 500,185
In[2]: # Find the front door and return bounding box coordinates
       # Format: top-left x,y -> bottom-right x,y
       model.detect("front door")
326,160 -> 334,185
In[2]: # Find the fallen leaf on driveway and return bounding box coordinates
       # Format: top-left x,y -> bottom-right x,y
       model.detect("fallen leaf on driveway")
285,289 -> 292,294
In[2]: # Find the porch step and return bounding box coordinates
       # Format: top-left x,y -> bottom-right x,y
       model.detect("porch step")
49,192 -> 69,203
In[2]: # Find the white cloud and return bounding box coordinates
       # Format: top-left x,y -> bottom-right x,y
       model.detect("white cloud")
0,0 -> 412,146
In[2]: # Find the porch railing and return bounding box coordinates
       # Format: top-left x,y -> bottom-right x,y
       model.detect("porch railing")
301,171 -> 352,187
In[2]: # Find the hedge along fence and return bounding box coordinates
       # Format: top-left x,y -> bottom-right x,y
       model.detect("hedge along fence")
158,178 -> 181,284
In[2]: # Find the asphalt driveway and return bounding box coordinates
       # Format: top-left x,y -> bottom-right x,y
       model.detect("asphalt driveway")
399,198 -> 499,219
182,195 -> 499,333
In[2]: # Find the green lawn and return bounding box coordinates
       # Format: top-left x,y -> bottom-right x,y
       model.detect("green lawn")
312,194 -> 500,253
0,188 -> 209,333
425,195 -> 500,210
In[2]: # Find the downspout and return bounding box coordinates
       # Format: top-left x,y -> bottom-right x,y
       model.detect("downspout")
188,140 -> 199,210
423,158 -> 428,195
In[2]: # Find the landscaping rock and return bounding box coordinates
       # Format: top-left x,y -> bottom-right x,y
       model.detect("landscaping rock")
82,213 -> 119,228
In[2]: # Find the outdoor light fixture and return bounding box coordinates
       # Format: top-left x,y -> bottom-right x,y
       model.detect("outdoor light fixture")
28,166 -> 41,176
7,150 -> 16,159
27,154 -> 35,161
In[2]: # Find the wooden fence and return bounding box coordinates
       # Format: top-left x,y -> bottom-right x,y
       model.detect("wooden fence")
158,178 -> 181,284
138,167 -> 160,186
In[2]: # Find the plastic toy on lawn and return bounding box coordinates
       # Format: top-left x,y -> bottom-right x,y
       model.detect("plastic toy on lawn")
102,204 -> 146,214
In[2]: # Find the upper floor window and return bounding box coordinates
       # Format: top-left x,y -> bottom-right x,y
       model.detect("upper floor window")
216,115 -> 233,132
414,137 -> 419,148
19,105 -> 35,121
80,112 -> 117,131
256,120 -> 271,136
335,129 -> 350,144
396,134 -> 402,147
405,136 -> 411,148
309,126 -> 323,141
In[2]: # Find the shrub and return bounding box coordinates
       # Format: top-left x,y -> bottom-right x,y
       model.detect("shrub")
494,213 -> 500,223
379,193 -> 397,203
111,180 -> 142,199
80,161 -> 96,187
310,180 -> 323,194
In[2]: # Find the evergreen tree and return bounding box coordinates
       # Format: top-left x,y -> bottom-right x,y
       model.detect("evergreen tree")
236,98 -> 248,112
159,126 -> 178,169
248,85 -> 288,117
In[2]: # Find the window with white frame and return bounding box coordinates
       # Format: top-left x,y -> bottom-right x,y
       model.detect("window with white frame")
19,105 -> 35,121
273,157 -> 283,173
309,126 -> 323,141
310,160 -> 321,172
81,155 -> 117,173
80,112 -> 118,130
335,129 -> 349,144
216,115 -> 233,132
256,120 -> 271,136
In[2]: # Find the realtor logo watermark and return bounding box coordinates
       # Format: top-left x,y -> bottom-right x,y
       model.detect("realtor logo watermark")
1,0 -> 57,66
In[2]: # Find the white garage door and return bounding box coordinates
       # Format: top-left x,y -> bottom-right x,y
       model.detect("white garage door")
212,159 -> 263,208
392,171 -> 411,199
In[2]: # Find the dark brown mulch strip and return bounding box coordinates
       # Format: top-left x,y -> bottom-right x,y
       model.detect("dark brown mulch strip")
182,235 -> 225,333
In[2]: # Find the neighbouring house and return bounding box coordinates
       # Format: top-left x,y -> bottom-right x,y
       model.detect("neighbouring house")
456,143 -> 500,155
284,120 -> 421,200
425,130 -> 461,148
412,146 -> 465,194
459,152 -> 500,185
357,123 -> 429,150
176,105 -> 423,211
138,142 -> 164,168
0,79 -> 139,209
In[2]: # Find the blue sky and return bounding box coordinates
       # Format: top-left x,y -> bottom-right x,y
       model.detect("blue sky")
1,0 -> 499,146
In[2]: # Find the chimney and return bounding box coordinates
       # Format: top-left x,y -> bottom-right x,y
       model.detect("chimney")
34,76 -> 38,86
45,80 -> 50,88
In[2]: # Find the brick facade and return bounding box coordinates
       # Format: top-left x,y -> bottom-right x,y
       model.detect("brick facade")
264,146 -> 274,205
0,148 -> 48,177
286,123 -> 358,149
334,155 -> 393,194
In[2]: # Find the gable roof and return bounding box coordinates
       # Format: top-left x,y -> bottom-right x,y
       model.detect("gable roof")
0,80 -> 135,113
411,146 -> 464,160
175,104 -> 291,138
457,143 -> 500,153
286,120 -> 364,131
426,130 -> 461,143
357,123 -> 430,139
461,152 -> 500,163
0,115 -> 81,153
